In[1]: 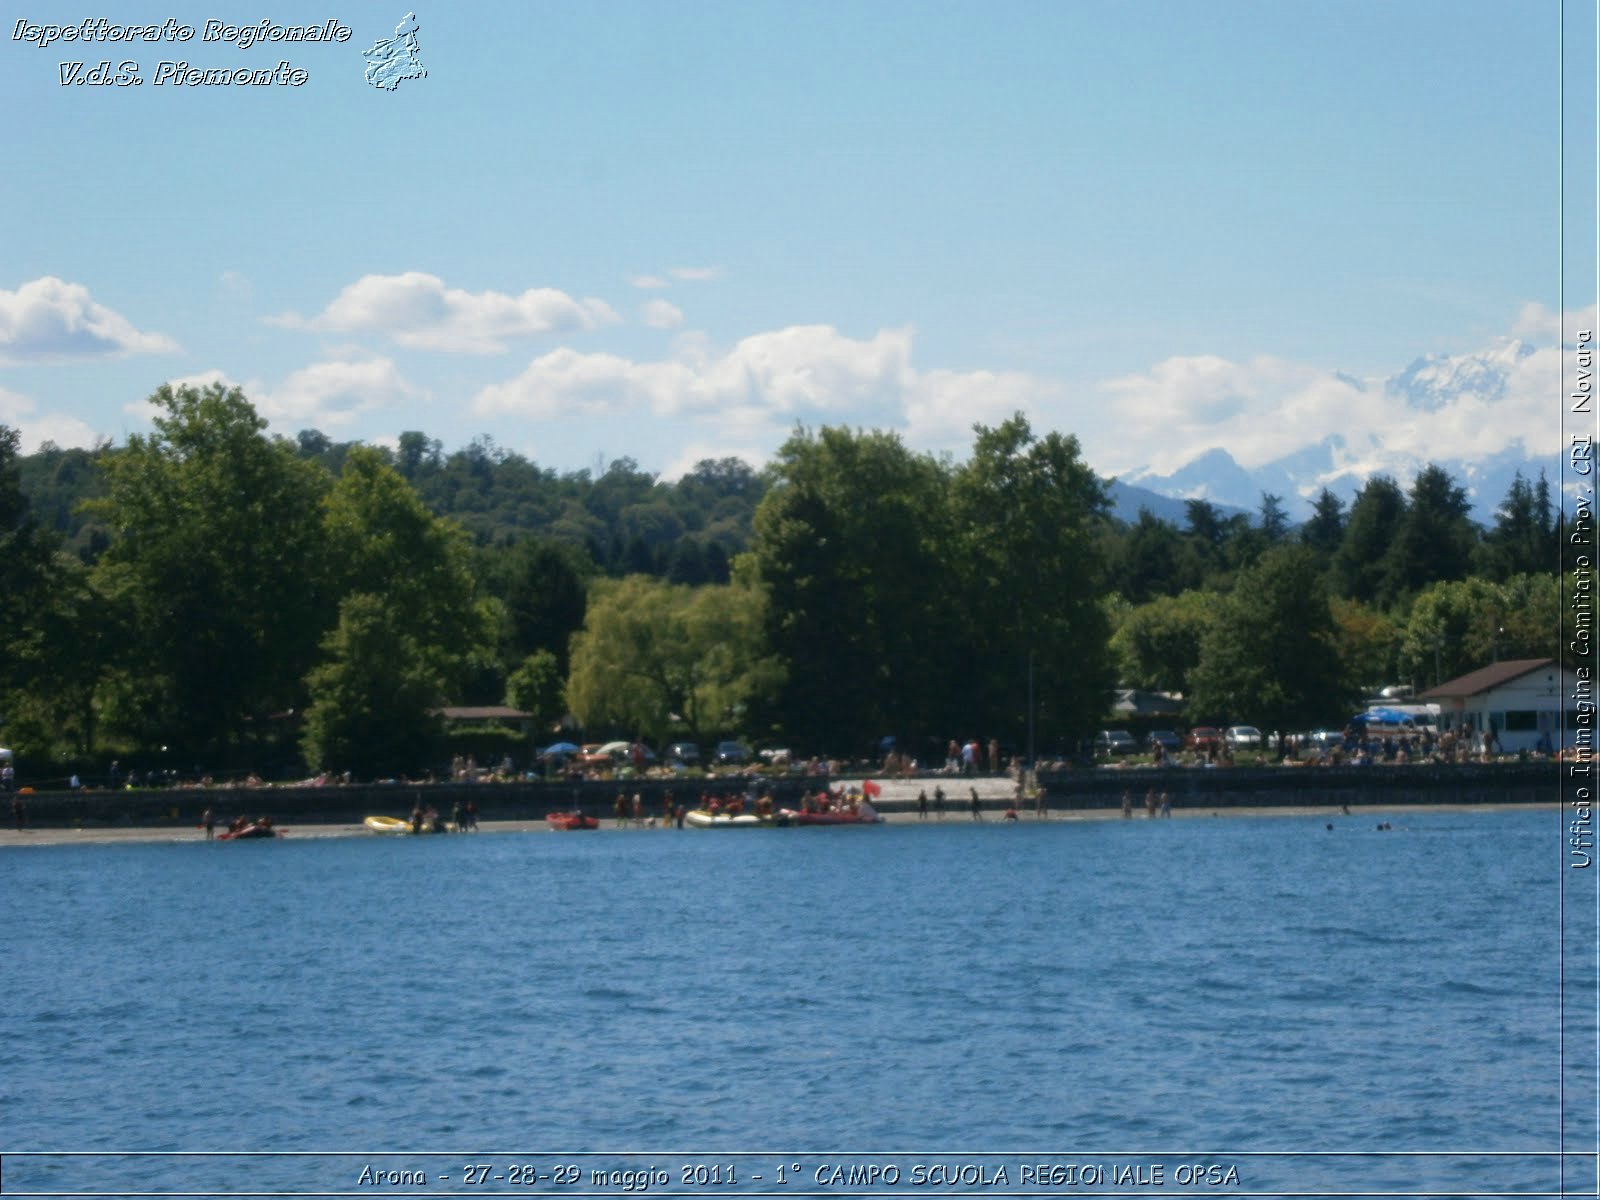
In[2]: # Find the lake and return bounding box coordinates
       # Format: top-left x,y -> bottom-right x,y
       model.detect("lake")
0,806 -> 1589,1197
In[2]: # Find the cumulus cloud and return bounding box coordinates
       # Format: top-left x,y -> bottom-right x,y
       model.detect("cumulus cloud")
270,272 -> 619,353
141,358 -> 423,432
0,277 -> 179,364
476,324 -> 915,422
254,358 -> 423,428
473,323 -> 1060,456
670,265 -> 725,282
641,299 -> 685,330
1509,300 -> 1599,342
0,385 -> 102,451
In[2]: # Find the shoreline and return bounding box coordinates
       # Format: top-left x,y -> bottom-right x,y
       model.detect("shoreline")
0,800 -> 1559,848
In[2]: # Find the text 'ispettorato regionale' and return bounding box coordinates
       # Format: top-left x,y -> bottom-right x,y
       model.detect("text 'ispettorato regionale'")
13,17 -> 353,87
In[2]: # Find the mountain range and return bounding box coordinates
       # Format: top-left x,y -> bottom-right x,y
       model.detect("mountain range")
1107,339 -> 1555,527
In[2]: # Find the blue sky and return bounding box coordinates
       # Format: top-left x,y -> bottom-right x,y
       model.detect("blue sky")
2,0 -> 1593,500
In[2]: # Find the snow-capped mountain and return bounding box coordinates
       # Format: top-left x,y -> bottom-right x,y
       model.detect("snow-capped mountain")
1119,338 -> 1558,524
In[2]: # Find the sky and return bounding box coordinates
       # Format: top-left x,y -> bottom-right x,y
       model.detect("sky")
1,0 -> 1595,501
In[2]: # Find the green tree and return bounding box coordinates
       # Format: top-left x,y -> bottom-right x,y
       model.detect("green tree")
1385,464 -> 1477,599
300,448 -> 497,775
749,426 -> 956,750
1476,471 -> 1557,580
1329,597 -> 1404,695
85,384 -> 332,756
1257,492 -> 1290,543
300,593 -> 447,778
1299,487 -> 1347,567
1110,590 -> 1221,695
1331,476 -> 1406,605
505,648 -> 566,731
484,536 -> 593,674
950,415 -> 1117,745
1189,545 -> 1350,730
320,446 -> 497,694
1397,574 -> 1560,687
1113,509 -> 1189,602
565,576 -> 780,743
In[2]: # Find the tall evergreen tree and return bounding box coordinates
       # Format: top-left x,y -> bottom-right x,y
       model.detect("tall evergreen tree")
1476,470 -> 1558,579
1300,488 -> 1347,563
1331,476 -> 1406,605
1114,509 -> 1188,602
1385,464 -> 1477,599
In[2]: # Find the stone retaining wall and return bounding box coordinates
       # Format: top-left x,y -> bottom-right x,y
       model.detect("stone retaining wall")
6,761 -> 1558,829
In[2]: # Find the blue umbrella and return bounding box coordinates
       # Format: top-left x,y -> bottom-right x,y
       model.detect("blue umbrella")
542,741 -> 580,755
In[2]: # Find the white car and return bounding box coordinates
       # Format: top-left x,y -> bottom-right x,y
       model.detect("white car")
1224,725 -> 1263,750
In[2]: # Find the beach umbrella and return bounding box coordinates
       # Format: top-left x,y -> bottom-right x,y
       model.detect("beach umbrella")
542,741 -> 580,756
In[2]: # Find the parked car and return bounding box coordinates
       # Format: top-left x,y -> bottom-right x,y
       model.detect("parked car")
714,741 -> 751,765
1304,729 -> 1345,747
1146,730 -> 1182,754
1093,729 -> 1139,756
1225,725 -> 1263,750
665,742 -> 701,765
1185,726 -> 1224,751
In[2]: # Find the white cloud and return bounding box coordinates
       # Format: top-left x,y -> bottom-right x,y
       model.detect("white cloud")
670,265 -> 725,282
474,323 -> 1060,457
0,276 -> 179,364
641,299 -> 684,329
476,324 -> 914,422
1510,300 -> 1600,344
270,272 -> 619,353
629,274 -> 670,290
144,359 -> 424,432
1087,324 -> 1564,493
254,358 -> 423,428
0,385 -> 102,451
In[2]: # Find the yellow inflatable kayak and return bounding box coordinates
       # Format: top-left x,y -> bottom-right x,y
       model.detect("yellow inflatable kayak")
363,815 -> 412,834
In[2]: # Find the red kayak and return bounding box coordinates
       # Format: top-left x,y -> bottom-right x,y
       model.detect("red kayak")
546,812 -> 599,831
218,819 -> 283,840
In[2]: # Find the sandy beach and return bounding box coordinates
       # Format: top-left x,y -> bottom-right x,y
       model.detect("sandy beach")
0,772 -> 1557,849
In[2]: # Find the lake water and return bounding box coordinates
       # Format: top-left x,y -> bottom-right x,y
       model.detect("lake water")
0,807 -> 1591,1197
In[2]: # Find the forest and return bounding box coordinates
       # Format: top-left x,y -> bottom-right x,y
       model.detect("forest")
0,382 -> 1565,780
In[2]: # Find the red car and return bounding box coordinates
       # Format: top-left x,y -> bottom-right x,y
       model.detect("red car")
1185,726 -> 1223,751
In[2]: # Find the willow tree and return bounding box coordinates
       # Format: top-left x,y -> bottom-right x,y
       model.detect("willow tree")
565,575 -> 779,744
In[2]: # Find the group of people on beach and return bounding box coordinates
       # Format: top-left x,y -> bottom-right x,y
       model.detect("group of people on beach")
1121,789 -> 1174,818
405,798 -> 478,834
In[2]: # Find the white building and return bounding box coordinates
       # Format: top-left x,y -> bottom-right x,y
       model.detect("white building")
1418,657 -> 1582,753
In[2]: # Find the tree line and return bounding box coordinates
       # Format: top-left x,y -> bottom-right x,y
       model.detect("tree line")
0,384 -> 1564,778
